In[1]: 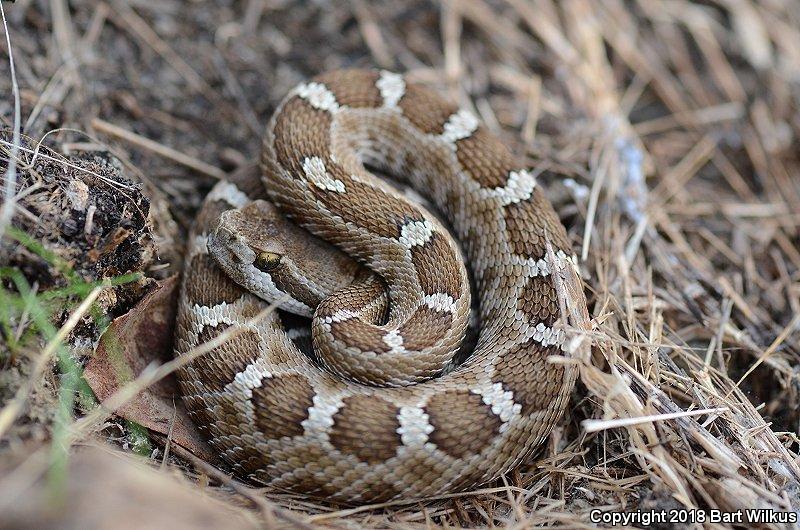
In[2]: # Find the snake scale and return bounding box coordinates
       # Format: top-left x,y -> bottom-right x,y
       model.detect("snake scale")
174,69 -> 587,503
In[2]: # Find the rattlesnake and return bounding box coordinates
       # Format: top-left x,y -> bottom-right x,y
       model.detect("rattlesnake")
175,69 -> 588,503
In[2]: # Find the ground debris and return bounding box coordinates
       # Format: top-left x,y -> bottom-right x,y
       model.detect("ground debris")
0,0 -> 799,528
0,130 -> 155,316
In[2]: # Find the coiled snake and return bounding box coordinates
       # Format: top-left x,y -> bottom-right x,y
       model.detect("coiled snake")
175,69 -> 587,503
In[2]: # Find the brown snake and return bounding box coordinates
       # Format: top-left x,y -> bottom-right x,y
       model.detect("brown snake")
175,69 -> 588,503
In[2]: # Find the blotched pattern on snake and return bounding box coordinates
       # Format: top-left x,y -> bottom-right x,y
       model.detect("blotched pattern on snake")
175,69 -> 587,503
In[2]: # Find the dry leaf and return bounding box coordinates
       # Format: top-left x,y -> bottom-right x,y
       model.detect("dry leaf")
85,275 -> 214,463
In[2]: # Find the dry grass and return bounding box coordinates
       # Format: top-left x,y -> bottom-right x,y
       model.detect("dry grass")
1,0 -> 799,528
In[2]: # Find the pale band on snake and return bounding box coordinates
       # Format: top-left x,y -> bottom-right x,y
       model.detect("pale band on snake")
174,69 -> 588,503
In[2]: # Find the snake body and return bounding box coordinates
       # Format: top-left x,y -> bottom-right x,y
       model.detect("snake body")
175,69 -> 586,503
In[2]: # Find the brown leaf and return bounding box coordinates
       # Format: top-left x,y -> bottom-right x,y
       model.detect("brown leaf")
85,275 -> 215,463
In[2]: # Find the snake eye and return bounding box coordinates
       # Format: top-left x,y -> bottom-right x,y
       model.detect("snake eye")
254,251 -> 282,273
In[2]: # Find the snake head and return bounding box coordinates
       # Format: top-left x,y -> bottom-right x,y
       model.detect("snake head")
206,200 -> 310,312
207,197 -> 372,317
210,201 -> 288,268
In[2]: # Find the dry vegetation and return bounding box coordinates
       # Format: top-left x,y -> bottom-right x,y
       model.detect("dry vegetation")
1,0 -> 799,528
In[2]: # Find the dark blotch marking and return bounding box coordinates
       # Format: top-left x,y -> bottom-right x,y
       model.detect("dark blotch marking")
272,96 -> 333,174
252,373 -> 315,440
308,162 -> 422,238
398,84 -> 458,135
454,126 -> 515,188
517,275 -> 560,327
329,395 -> 401,464
315,70 -> 382,108
185,253 -> 246,307
315,278 -> 388,325
492,340 -> 566,415
409,231 -> 463,298
193,323 -> 261,393
328,318 -> 391,354
425,390 -> 502,459
503,189 -> 572,258
398,307 -> 453,351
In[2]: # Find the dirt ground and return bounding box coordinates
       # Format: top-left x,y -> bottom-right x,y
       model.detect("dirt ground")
1,0 -> 799,528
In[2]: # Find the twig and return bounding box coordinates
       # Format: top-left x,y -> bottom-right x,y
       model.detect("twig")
731,312 -> 800,393
351,0 -> 393,68
0,0 -> 22,239
582,407 -> 730,433
91,118 -> 227,180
